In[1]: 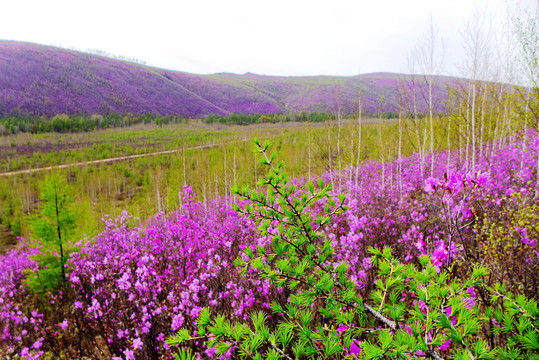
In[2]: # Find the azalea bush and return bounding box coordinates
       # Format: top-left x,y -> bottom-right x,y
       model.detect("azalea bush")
169,139 -> 538,359
0,133 -> 538,359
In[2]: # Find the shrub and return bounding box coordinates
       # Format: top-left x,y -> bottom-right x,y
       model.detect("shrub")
169,140 -> 539,359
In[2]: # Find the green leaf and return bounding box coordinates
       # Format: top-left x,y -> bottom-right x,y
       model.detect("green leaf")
216,342 -> 234,354
361,341 -> 384,359
167,329 -> 192,346
378,330 -> 393,351
277,322 -> 295,348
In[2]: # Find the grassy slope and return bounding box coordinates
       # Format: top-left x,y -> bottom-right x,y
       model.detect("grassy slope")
0,41 -> 458,118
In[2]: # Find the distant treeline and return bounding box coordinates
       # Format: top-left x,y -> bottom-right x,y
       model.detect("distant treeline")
0,112 -> 338,135
0,113 -> 188,135
0,111 -> 410,135
203,112 -> 336,125
203,111 -> 415,125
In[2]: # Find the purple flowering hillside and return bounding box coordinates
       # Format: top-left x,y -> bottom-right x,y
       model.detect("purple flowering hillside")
0,131 -> 537,359
0,41 -> 457,118
0,42 -> 227,117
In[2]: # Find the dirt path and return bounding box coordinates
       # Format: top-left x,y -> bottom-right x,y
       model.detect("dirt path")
0,142 -> 229,177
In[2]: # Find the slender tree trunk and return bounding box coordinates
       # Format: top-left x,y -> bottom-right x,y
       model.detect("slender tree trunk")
356,93 -> 363,187
412,83 -> 423,176
337,107 -> 342,188
308,132 -> 312,180
223,149 -> 228,206
53,178 -> 65,282
521,89 -> 530,171
493,86 -> 503,153
535,91 -> 539,198
182,146 -> 187,187
349,121 -> 355,185
379,95 -> 387,187
327,118 -> 333,184
471,82 -> 477,171
422,124 -> 427,175
429,78 -> 434,177
465,86 -> 471,172
233,148 -> 237,187
536,123 -> 539,198
479,84 -> 488,163
215,173 -> 218,200
156,183 -> 162,213
398,110 -> 403,199
447,116 -> 451,173
202,181 -> 207,210
379,118 -> 385,188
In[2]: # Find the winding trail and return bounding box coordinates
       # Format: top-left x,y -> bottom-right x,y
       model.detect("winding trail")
0,142 -> 230,177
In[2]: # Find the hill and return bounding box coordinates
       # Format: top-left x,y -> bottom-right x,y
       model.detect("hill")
0,41 -> 459,118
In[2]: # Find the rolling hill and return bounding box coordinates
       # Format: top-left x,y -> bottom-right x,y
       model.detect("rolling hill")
0,41 -> 460,118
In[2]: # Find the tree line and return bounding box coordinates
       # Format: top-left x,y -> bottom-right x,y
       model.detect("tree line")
0,113 -> 188,135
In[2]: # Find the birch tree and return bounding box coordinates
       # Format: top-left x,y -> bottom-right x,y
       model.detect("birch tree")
460,5 -> 492,171
416,15 -> 446,176
355,89 -> 363,187
405,56 -> 426,176
513,2 -> 539,195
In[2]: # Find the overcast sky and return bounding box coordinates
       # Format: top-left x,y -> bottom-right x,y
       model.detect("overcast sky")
1,0 -> 536,77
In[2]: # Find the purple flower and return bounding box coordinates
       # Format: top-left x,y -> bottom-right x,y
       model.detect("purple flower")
171,314 -> 184,331
462,297 -> 476,311
418,300 -> 428,314
117,272 -> 131,290
475,171 -> 490,187
31,338 -> 43,349
440,339 -> 451,351
123,348 -> 135,360
133,337 -> 143,350
336,323 -> 349,334
349,340 -> 361,355
465,286 -> 476,299
424,177 -> 439,193
205,347 -> 217,357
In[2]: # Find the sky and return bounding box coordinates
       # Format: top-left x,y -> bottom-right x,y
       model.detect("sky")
0,0 -> 536,77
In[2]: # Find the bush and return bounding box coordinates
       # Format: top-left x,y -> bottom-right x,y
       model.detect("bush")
169,140 -> 539,359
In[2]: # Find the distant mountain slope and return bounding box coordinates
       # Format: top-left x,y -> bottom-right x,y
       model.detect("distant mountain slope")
0,41 -> 460,118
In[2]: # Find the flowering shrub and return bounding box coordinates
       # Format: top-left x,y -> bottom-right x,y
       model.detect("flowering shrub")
0,244 -> 44,359
65,191 -> 279,359
169,139 -> 538,359
0,133 -> 538,359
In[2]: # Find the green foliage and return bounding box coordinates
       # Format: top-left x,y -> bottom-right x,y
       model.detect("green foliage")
475,193 -> 539,297
0,113 -> 187,135
26,173 -> 77,292
203,112 -> 335,125
168,141 -> 538,359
